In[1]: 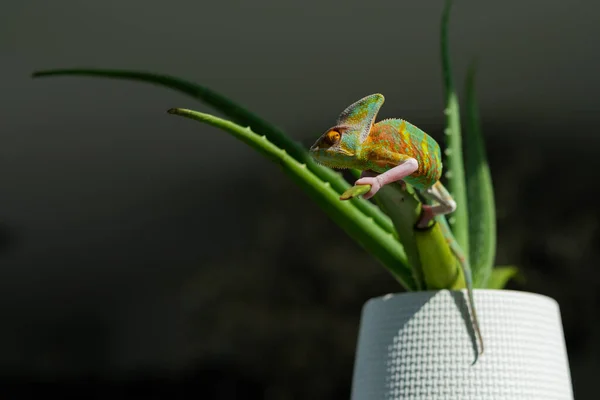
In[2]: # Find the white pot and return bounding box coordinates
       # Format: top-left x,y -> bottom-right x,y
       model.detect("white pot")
350,290 -> 573,399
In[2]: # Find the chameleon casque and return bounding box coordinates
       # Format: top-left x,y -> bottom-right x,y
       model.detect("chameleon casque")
309,93 -> 483,359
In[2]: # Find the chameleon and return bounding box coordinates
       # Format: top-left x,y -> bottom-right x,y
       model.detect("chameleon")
309,93 -> 483,359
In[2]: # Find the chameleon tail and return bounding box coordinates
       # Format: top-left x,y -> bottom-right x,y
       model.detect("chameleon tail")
438,215 -> 484,363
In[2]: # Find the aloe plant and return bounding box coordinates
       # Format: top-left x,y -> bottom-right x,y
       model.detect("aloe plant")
32,0 -> 517,291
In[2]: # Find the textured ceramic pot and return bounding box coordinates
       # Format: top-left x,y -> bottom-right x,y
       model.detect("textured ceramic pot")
350,290 -> 573,400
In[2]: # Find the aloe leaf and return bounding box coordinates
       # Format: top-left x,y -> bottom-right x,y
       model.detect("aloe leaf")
440,0 -> 469,254
341,182 -> 425,289
372,184 -> 426,290
464,64 -> 496,288
340,177 -> 466,291
167,107 -> 416,290
340,184 -> 371,200
414,220 -> 464,290
487,266 -> 522,290
31,69 -> 394,236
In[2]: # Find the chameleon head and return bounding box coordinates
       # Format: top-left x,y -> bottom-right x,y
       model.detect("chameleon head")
309,93 -> 384,170
309,126 -> 360,169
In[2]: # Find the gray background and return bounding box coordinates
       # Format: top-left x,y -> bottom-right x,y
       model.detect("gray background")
2,0 -> 599,398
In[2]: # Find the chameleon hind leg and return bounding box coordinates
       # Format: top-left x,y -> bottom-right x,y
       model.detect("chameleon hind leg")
417,181 -> 457,228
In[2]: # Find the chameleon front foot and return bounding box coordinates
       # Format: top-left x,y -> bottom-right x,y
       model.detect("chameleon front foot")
354,176 -> 382,199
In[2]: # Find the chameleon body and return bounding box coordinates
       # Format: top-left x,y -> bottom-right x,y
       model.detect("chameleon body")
309,93 -> 483,359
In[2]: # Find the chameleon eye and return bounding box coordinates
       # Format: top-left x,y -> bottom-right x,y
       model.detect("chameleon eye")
326,130 -> 341,144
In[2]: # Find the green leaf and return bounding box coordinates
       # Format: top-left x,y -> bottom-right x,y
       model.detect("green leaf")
167,107 -> 416,290
487,266 -> 522,289
343,178 -> 467,292
440,0 -> 469,254
31,68 -> 395,237
414,220 -> 464,290
372,183 -> 426,290
340,184 -> 371,200
464,64 -> 497,288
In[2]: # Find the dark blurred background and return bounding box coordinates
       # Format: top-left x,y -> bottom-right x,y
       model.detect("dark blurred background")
2,0 -> 599,398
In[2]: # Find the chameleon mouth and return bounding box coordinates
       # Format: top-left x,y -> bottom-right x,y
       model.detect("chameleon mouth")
309,145 -> 355,170
310,154 -> 349,170
314,159 -> 347,170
